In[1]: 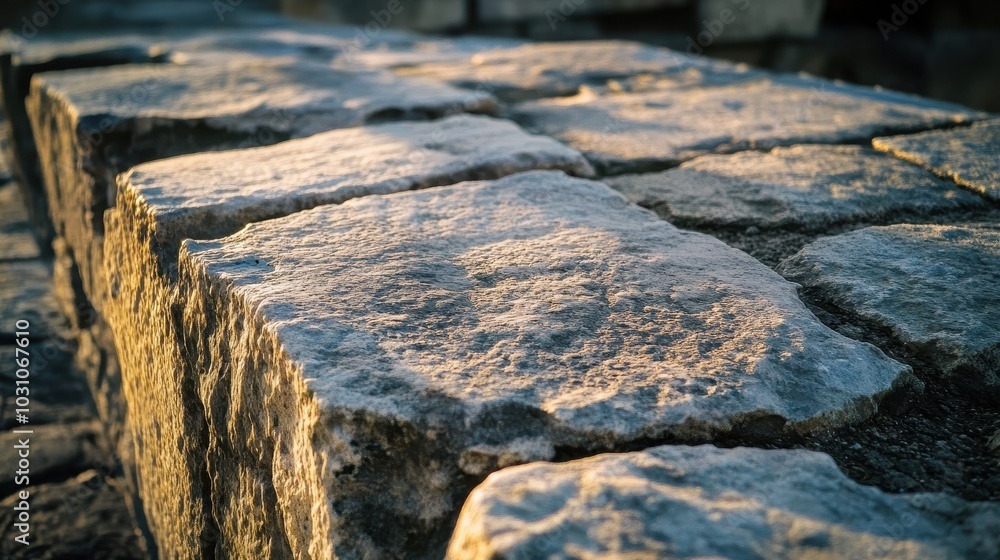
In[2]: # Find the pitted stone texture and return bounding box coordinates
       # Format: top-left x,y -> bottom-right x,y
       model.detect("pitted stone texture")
478,0 -> 689,23
179,171 -> 911,558
874,119 -> 1000,202
606,145 -> 987,231
396,40 -> 758,102
104,115 -> 588,559
0,471 -> 147,559
447,445 -> 1000,560
779,224 -> 1000,389
117,114 -> 593,265
27,59 -> 496,310
513,76 -> 983,174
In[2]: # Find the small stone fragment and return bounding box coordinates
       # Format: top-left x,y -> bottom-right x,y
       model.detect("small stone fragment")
779,224 -> 1000,389
513,76 -> 982,174
606,145 -> 987,231
447,445 -> 1000,560
873,119 -> 1000,202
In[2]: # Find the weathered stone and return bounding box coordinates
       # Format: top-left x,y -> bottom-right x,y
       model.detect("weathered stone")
27,59 -> 496,313
873,119 -> 1000,202
697,0 -> 825,43
606,145 -> 987,231
513,76 -> 983,174
447,445 -> 1000,560
396,40 -> 758,102
176,171 -> 912,558
0,421 -> 107,498
477,0 -> 689,24
779,224 -> 1000,389
102,115 -> 591,559
0,471 -> 146,559
0,261 -> 64,339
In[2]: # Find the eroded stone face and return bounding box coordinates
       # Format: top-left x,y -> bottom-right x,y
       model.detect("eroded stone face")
178,171 -> 912,558
447,445 -> 1000,560
103,116 -> 592,559
396,40 -> 757,102
513,76 -> 983,174
606,145 -> 987,231
779,224 -> 1000,389
874,119 -> 1000,202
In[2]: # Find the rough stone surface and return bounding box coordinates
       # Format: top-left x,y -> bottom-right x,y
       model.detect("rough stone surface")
396,40 -> 758,102
779,224 -> 1000,389
447,445 -> 1000,560
606,145 -> 987,231
873,119 -> 1000,202
0,471 -> 146,559
513,76 -> 983,174
102,115 -> 591,559
176,171 -> 912,558
698,0 -> 825,43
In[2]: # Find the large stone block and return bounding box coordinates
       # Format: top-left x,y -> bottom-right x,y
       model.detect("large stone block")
513,76 -> 984,174
606,145 -> 987,231
779,224 -> 1000,392
448,445 -> 1000,559
103,115 -> 591,559
396,40 -> 758,102
873,119 -> 1000,202
172,171 -> 911,557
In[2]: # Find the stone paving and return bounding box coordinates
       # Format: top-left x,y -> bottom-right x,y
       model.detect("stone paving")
1,12 -> 998,560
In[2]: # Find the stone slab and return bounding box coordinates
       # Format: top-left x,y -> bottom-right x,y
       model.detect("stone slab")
395,40 -> 759,102
873,119 -> 1000,202
176,171 -> 912,558
606,145 -> 987,231
779,224 -> 1000,389
512,76 -> 984,175
447,445 -> 1000,559
0,471 -> 146,559
101,115 -> 590,559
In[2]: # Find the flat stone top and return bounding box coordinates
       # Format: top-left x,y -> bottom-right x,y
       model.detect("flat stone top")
779,224 -> 1000,385
122,115 -> 594,253
448,445 -> 1000,560
874,119 -> 1000,202
182,171 -> 910,447
606,145 -> 987,230
395,40 -> 758,102
31,61 -> 496,136
513,76 -> 984,174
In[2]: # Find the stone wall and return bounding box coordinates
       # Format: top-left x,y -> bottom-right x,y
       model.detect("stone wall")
1,6 -> 998,560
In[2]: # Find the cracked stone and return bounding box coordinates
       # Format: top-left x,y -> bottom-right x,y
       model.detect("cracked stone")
396,40 -> 758,102
606,145 -> 987,231
512,76 -> 983,174
873,119 -> 1000,202
779,224 -> 1000,391
177,171 -> 912,558
102,115 -> 591,559
447,445 -> 1000,560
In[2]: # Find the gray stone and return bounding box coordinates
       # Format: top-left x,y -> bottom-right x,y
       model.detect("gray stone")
102,116 -> 590,559
396,40 -> 758,102
697,0 -> 825,43
478,0 -> 689,24
512,76 -> 983,174
0,185 -> 41,260
873,119 -> 1000,202
0,421 -> 107,498
779,224 -> 1000,389
606,145 -> 987,231
0,471 -> 146,559
447,445 -> 1000,560
0,345 -> 95,430
282,0 -> 466,32
176,171 -> 912,558
27,59 -> 496,312
342,36 -> 528,70
0,260 -> 64,339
